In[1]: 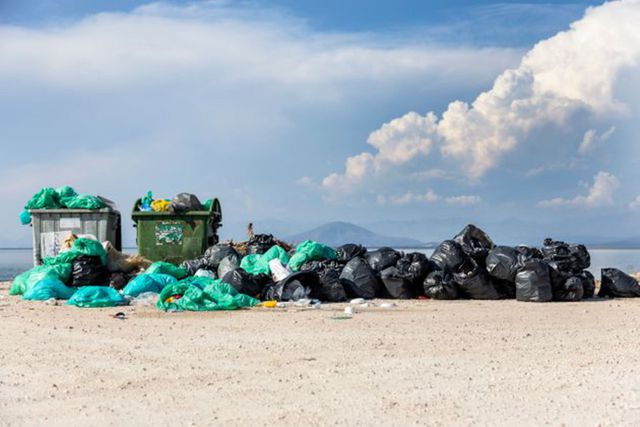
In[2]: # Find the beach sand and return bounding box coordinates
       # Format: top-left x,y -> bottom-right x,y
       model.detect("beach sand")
1,280 -> 639,426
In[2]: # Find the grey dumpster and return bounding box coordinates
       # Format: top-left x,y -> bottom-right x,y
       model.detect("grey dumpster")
29,208 -> 122,265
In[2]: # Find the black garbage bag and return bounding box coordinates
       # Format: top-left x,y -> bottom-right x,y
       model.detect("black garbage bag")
366,247 -> 401,272
423,270 -> 459,300
515,245 -> 544,262
380,266 -> 414,299
339,257 -> 381,299
335,243 -> 367,262
204,244 -> 240,268
453,224 -> 494,259
263,271 -> 319,302
404,252 -> 434,287
492,278 -> 516,299
579,270 -> 596,299
246,234 -> 276,255
180,257 -> 211,276
485,246 -> 519,282
569,244 -> 591,270
430,240 -> 466,271
453,257 -> 502,300
70,255 -> 110,287
553,276 -> 584,301
217,256 -> 240,280
222,268 -> 262,298
599,268 -> 640,298
515,259 -> 553,302
108,272 -> 130,290
300,260 -> 347,302
169,192 -> 203,213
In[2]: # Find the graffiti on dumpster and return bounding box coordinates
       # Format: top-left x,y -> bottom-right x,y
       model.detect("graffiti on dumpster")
155,222 -> 184,245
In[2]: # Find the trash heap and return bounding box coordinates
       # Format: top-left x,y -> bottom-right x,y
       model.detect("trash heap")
136,191 -> 215,213
19,186 -> 108,224
9,223 -> 640,310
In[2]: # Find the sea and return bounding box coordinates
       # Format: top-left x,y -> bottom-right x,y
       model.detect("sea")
1,247 -> 639,282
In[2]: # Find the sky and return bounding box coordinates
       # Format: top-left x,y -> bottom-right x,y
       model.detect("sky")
0,0 -> 638,247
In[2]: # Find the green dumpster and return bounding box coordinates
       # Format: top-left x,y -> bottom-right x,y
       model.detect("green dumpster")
132,198 -> 222,264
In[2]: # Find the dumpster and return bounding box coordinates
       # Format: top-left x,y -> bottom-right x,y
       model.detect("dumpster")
30,207 -> 122,266
132,197 -> 222,264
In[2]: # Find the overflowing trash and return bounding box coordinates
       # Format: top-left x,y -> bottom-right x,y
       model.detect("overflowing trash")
8,221 -> 640,312
19,186 -> 107,225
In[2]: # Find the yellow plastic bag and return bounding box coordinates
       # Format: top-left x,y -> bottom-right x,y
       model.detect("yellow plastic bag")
151,199 -> 171,212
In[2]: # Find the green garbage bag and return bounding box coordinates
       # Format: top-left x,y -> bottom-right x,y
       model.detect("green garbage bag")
22,278 -> 76,300
240,245 -> 290,276
145,261 -> 187,279
157,278 -> 259,311
55,186 -> 78,205
20,187 -> 62,224
43,237 -> 108,266
9,264 -> 73,295
202,199 -> 213,211
67,286 -> 128,308
62,194 -> 105,209
288,240 -> 337,272
122,273 -> 177,297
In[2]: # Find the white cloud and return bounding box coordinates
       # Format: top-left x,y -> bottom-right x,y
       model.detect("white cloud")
378,189 -> 480,206
323,0 -> 640,192
578,126 -> 616,154
538,171 -> 619,207
445,195 -> 481,205
629,195 -> 640,209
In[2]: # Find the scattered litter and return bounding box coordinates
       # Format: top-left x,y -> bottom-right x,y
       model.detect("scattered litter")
350,298 -> 365,305
112,312 -> 127,320
344,306 -> 354,316
131,292 -> 159,307
379,302 -> 396,309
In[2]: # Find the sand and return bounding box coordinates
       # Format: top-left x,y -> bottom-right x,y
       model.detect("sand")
2,280 -> 640,426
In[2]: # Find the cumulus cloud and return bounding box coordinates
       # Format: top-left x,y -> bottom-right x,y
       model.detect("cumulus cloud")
578,126 -> 616,154
378,189 -> 480,206
323,0 -> 640,192
538,171 -> 619,207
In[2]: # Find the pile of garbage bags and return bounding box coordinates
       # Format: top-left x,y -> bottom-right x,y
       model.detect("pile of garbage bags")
19,186 -> 108,225
10,223 -> 640,310
136,191 -> 214,213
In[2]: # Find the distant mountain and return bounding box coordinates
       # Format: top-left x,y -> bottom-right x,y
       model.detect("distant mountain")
587,237 -> 640,249
288,221 -> 430,248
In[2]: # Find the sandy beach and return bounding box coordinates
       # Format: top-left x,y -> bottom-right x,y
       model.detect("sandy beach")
2,280 -> 640,426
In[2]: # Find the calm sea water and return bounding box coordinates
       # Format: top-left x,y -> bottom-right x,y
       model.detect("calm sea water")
1,248 -> 638,282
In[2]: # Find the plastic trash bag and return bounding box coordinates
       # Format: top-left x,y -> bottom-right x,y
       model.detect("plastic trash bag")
599,268 -> 640,298
263,271 -> 319,302
169,192 -> 203,213
140,191 -> 153,212
204,244 -> 240,268
366,247 -> 401,272
398,252 -> 434,292
195,269 -> 216,278
300,260 -> 347,302
44,237 -> 108,267
240,245 -> 290,276
221,268 -> 262,297
335,243 -> 367,262
9,264 -> 73,295
553,276 -> 584,301
339,257 -> 381,299
157,278 -> 259,311
67,286 -> 128,308
579,270 -> 596,299
69,255 -> 110,287
380,266 -> 414,299
246,234 -> 277,255
485,246 -> 519,282
22,278 -> 76,301
217,256 -> 240,279
108,272 -> 130,290
515,259 -> 553,302
131,292 -> 159,306
453,224 -> 494,259
430,240 -> 466,272
122,273 -> 177,297
423,270 -> 459,300
453,257 -> 502,300
180,257 -> 211,277
62,194 -> 105,209
288,240 -> 337,272
151,199 -> 171,212
145,261 -> 187,279
19,187 -> 62,224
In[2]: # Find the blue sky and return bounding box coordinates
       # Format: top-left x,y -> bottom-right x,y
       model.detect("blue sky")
1,0 -> 638,247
